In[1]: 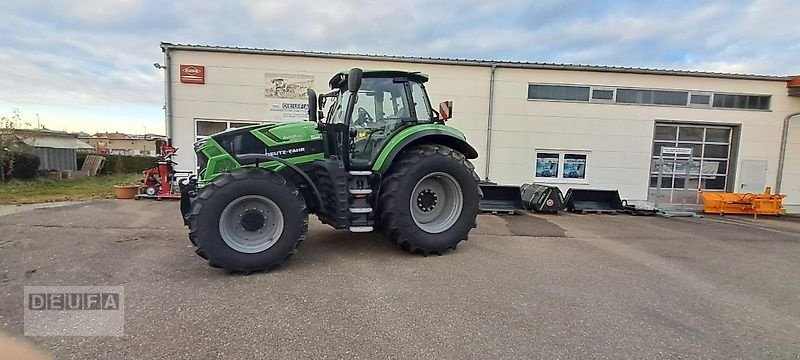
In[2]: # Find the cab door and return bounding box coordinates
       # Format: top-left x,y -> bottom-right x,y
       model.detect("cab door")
347,78 -> 430,169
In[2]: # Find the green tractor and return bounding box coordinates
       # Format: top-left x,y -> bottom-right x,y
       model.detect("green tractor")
181,68 -> 480,273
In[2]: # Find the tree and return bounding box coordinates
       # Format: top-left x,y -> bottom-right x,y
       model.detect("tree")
0,109 -> 31,181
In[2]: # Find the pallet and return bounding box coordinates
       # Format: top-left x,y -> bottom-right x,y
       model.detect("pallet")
572,209 -> 620,215
481,210 -> 517,215
80,155 -> 106,176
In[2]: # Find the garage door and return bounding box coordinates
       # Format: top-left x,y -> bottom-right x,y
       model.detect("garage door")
648,123 -> 736,207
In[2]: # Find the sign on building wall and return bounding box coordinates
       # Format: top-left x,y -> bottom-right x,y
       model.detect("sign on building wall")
179,65 -> 205,84
264,73 -> 314,99
269,102 -> 309,121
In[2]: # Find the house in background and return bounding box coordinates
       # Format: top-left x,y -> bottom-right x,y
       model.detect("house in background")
80,132 -> 166,156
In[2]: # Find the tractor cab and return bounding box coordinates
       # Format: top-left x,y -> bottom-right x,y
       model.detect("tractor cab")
309,69 -> 452,170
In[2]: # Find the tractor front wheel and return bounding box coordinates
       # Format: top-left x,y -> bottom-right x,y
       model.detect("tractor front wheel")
187,168 -> 308,273
379,144 -> 480,255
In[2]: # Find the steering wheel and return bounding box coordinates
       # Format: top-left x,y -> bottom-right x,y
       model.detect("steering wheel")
364,119 -> 388,131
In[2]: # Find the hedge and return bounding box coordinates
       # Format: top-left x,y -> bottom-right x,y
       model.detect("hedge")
77,153 -> 157,175
1,152 -> 41,180
12,152 -> 40,180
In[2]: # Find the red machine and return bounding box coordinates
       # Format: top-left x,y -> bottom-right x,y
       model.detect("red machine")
137,141 -> 191,199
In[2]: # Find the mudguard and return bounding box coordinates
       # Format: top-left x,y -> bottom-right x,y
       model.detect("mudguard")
371,126 -> 479,173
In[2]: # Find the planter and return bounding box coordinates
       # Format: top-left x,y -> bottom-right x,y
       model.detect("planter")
114,185 -> 139,199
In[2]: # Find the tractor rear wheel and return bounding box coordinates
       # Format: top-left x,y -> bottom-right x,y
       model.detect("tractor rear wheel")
379,144 -> 479,255
187,168 -> 308,273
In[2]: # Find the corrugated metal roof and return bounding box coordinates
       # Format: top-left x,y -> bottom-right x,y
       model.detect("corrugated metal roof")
23,136 -> 95,149
161,42 -> 792,82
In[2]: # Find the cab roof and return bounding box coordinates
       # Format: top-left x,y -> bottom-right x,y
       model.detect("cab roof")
329,70 -> 429,89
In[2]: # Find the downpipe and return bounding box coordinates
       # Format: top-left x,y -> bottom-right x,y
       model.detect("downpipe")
775,112 -> 800,194
484,64 -> 497,181
164,49 -> 173,139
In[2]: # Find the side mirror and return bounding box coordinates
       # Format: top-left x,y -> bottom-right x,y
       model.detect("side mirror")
307,88 -> 318,122
347,68 -> 363,93
438,101 -> 453,121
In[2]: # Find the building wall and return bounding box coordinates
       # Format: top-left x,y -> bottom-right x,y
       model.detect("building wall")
168,50 -> 490,179
167,49 -> 800,205
32,147 -> 77,171
489,67 -> 799,200
107,139 -> 155,156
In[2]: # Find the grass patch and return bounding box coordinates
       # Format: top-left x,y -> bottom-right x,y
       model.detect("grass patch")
0,174 -> 140,204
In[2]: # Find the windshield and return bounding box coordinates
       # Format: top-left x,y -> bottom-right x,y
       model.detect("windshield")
347,78 -> 412,166
351,77 -> 411,127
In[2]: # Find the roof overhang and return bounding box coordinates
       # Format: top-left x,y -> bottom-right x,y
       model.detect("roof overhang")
160,42 -> 792,82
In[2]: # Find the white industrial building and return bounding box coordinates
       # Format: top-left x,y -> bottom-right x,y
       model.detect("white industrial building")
160,43 -> 800,212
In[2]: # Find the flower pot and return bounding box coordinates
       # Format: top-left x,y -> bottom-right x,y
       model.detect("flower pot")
114,185 -> 139,199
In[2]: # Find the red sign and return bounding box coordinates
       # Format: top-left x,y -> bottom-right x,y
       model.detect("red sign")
179,64 -> 205,84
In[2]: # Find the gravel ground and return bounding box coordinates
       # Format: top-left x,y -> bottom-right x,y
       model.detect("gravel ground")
0,200 -> 798,359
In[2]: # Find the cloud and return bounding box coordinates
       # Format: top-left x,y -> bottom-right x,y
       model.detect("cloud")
0,0 -> 798,133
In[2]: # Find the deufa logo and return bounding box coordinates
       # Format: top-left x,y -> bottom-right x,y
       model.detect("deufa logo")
180,64 -> 205,84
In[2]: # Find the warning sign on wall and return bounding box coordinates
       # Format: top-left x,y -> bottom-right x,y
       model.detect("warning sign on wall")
180,65 -> 205,84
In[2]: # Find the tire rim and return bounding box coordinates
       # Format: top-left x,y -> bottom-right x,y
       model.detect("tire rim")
410,172 -> 463,234
219,195 -> 284,253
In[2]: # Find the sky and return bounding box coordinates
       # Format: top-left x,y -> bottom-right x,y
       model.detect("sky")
0,0 -> 798,135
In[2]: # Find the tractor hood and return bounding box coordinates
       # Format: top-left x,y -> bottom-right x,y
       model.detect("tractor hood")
252,121 -> 321,142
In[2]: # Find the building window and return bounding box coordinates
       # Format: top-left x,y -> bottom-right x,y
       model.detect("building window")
535,150 -> 589,181
690,94 -> 711,106
616,89 -> 688,106
195,119 -> 263,141
528,84 -> 590,101
712,93 -> 770,110
528,83 -> 770,111
535,153 -> 560,178
196,120 -> 228,137
591,89 -> 614,101
563,154 -> 587,179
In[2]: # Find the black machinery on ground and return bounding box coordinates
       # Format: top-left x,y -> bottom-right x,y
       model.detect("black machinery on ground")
478,182 -> 563,213
478,183 -> 654,216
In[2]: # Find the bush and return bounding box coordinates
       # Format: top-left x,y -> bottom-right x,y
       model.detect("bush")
77,153 -> 157,175
12,152 -> 40,179
9,152 -> 40,180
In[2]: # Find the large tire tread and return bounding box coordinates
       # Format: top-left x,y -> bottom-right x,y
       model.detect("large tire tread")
187,168 -> 307,274
379,144 -> 479,255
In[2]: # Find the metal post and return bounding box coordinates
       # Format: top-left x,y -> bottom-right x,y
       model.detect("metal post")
682,156 -> 692,211
654,155 -> 663,210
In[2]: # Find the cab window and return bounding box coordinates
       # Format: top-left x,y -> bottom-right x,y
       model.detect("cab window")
410,82 -> 432,122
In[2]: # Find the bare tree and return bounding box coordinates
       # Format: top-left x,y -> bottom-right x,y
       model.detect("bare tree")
0,109 -> 31,181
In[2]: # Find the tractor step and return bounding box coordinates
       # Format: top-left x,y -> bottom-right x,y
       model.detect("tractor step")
349,189 -> 372,195
347,170 -> 375,229
349,226 -> 374,232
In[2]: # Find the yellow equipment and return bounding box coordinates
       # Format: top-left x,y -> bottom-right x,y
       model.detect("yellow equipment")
700,187 -> 785,218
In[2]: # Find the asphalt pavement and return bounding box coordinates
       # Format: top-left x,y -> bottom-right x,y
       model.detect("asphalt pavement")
0,200 -> 798,359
